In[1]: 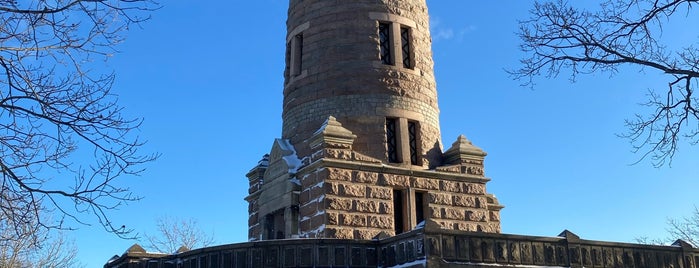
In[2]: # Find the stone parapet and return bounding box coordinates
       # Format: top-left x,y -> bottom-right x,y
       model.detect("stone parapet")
105,227 -> 699,268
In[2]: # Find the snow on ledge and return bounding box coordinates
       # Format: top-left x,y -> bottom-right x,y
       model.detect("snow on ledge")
387,259 -> 427,267
445,261 -> 569,268
278,139 -> 302,173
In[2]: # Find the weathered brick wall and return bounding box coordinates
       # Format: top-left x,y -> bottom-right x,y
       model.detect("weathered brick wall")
282,0 -> 442,165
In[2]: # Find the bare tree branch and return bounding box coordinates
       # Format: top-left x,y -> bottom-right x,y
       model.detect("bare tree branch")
144,216 -> 215,254
0,213 -> 84,267
512,0 -> 699,167
0,0 -> 160,242
635,207 -> 699,247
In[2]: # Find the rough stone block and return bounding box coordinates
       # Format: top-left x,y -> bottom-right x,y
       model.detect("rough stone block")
355,200 -> 380,213
411,177 -> 440,190
463,183 -> 485,195
325,227 -> 354,239
367,186 -> 392,200
429,193 -> 452,205
327,197 -> 353,211
353,171 -> 379,183
341,184 -> 366,197
328,212 -> 339,225
430,207 -> 441,218
442,208 -> 465,220
453,195 -> 477,207
248,213 -> 258,226
355,229 -> 382,240
455,222 -> 476,231
441,181 -> 462,193
300,201 -> 318,218
301,172 -> 317,189
311,214 -> 325,229
380,174 -> 409,186
490,211 -> 501,221
467,210 -> 487,222
368,216 -> 393,229
379,201 -> 393,214
329,168 -> 352,181
341,214 -> 367,227
324,181 -> 340,195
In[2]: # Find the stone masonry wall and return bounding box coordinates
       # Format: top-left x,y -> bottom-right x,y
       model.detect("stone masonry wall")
282,0 -> 442,163
298,165 -> 502,240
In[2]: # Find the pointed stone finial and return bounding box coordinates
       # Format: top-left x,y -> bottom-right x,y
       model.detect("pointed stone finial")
176,246 -> 190,254
558,230 -> 580,241
309,116 -> 357,149
443,135 -> 487,164
125,244 -> 146,254
672,239 -> 694,249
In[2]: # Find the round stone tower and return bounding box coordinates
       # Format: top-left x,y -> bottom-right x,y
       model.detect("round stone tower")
246,0 -> 502,242
282,0 -> 442,167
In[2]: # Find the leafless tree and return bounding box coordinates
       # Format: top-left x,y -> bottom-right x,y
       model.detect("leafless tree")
0,0 -> 159,241
512,0 -> 699,166
664,207 -> 699,246
0,218 -> 83,267
636,207 -> 699,247
144,216 -> 215,254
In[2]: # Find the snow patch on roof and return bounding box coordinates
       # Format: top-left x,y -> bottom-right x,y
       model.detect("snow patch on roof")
278,139 -> 302,173
445,262 -> 568,268
312,117 -> 333,136
387,259 -> 427,267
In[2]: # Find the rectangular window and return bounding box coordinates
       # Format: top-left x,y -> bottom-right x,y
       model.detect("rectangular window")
292,34 -> 304,76
285,41 -> 291,79
264,210 -> 286,240
414,191 -> 426,227
264,214 -> 275,239
386,118 -> 399,163
393,189 -> 405,234
379,22 -> 392,65
408,121 -> 419,165
401,27 -> 413,68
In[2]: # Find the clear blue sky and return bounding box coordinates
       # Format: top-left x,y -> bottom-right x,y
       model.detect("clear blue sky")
71,1 -> 698,267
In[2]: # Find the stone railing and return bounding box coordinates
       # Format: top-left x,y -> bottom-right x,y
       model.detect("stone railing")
106,230 -> 425,268
422,221 -> 699,268
106,223 -> 698,268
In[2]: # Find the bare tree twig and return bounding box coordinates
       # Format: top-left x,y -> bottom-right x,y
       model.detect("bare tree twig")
512,0 -> 699,167
144,216 -> 215,254
0,0 -> 160,242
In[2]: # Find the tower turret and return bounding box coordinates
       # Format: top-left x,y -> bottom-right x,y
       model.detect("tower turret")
282,0 -> 442,168
246,0 -> 503,241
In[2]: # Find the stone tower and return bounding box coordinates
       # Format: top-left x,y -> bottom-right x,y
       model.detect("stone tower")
246,0 -> 503,241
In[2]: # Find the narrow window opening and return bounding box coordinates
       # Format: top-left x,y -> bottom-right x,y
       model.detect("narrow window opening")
408,121 -> 419,165
292,34 -> 304,76
386,118 -> 399,163
393,189 -> 405,234
264,210 -> 286,240
414,191 -> 426,227
274,210 -> 285,239
264,214 -> 274,239
400,27 -> 413,69
379,22 -> 393,65
285,41 -> 291,79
